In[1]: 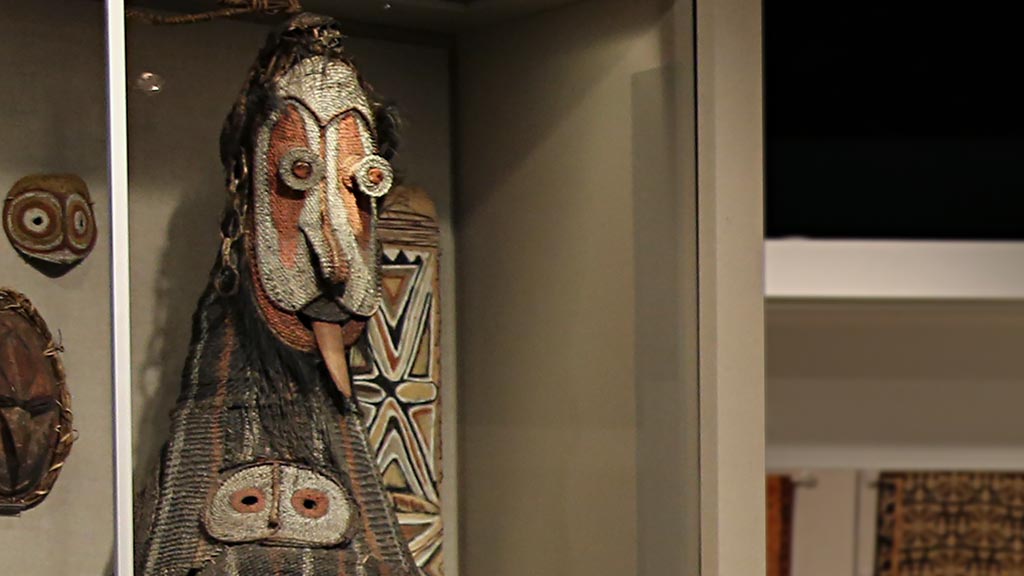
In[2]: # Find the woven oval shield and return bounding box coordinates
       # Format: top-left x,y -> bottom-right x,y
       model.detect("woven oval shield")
0,288 -> 74,514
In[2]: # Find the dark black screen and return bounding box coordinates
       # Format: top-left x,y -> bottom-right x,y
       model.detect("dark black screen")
766,2 -> 1024,239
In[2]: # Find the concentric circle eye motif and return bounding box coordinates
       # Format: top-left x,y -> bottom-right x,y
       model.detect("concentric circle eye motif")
229,487 -> 267,514
279,148 -> 325,191
24,208 -> 50,233
291,488 -> 330,519
352,155 -> 394,198
205,463 -> 276,543
291,160 -> 313,180
5,191 -> 63,252
64,193 -> 96,254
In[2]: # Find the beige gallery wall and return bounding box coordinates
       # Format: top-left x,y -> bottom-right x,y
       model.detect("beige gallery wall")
767,301 -> 1024,450
457,0 -> 702,574
0,0 -> 115,573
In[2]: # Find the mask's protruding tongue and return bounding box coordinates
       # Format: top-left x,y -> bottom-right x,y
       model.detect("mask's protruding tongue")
312,321 -> 353,399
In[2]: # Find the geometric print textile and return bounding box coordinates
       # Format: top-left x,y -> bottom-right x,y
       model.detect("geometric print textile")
876,472 -> 1024,576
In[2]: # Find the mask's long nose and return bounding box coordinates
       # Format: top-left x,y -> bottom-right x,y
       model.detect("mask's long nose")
298,152 -> 376,317
300,145 -> 394,318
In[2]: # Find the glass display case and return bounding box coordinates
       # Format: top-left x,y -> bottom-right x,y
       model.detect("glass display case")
1,0 -> 765,574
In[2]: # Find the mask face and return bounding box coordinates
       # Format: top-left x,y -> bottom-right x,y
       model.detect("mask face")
204,461 -> 356,547
0,288 -> 73,514
3,174 -> 97,274
251,56 -> 394,320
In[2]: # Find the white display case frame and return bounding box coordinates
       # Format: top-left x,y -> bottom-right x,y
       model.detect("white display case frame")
106,0 -> 134,572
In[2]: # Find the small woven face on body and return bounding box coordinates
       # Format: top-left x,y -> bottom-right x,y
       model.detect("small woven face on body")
3,175 -> 97,274
251,55 -> 394,324
204,462 -> 357,547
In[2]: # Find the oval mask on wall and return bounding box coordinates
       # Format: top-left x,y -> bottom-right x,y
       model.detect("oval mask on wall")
0,288 -> 74,514
3,174 -> 97,276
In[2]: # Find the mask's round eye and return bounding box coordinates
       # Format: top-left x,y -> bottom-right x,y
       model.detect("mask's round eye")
24,208 -> 50,232
351,155 -> 394,198
64,193 -> 96,253
279,148 -> 325,191
5,191 -> 63,251
230,487 -> 267,514
291,488 -> 330,519
291,160 -> 313,180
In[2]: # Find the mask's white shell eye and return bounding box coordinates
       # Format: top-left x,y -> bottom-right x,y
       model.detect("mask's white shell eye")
24,208 -> 50,233
351,155 -> 394,198
279,148 -> 326,191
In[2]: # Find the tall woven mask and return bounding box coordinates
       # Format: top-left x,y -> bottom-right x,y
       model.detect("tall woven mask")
250,55 -> 394,320
0,288 -> 74,514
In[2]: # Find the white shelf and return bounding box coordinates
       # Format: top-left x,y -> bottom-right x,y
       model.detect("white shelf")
766,239 -> 1024,300
768,444 -> 1024,471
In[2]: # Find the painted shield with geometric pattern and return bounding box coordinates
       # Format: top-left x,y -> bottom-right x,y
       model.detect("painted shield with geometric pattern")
351,186 -> 445,576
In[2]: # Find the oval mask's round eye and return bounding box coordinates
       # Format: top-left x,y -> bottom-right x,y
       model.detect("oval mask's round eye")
64,193 -> 96,253
6,192 -> 63,252
279,148 -> 325,191
25,208 -> 51,233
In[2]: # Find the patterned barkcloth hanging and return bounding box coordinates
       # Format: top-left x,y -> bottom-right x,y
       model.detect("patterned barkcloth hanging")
135,14 -> 421,576
876,471 -> 1024,576
766,475 -> 795,576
